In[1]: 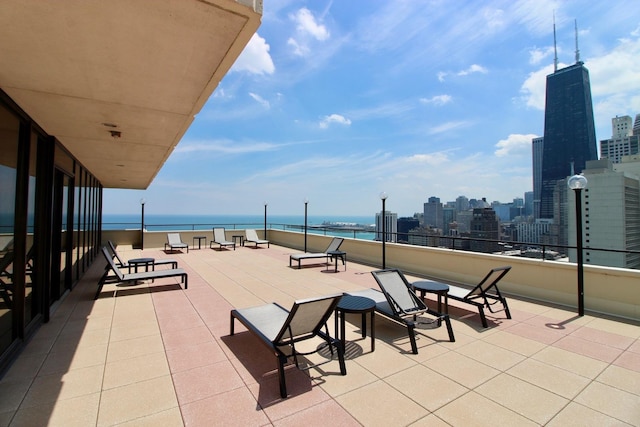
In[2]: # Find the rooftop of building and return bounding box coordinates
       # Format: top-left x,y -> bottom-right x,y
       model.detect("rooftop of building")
0,242 -> 638,426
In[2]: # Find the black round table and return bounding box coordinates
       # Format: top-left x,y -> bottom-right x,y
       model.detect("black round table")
326,250 -> 347,272
334,294 -> 375,352
412,280 -> 449,324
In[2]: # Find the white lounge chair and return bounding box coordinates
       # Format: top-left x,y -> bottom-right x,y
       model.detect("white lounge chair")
245,229 -> 269,248
164,233 -> 189,253
210,227 -> 235,250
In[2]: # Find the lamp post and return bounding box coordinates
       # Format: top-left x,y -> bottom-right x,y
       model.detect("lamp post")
263,202 -> 268,241
380,192 -> 388,269
140,198 -> 146,250
568,174 -> 588,316
304,198 -> 309,252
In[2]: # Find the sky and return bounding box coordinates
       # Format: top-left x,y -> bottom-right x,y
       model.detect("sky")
103,0 -> 640,217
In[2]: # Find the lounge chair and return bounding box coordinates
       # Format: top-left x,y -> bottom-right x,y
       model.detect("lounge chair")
107,240 -> 178,271
289,237 -> 344,269
244,229 -> 269,248
96,246 -> 188,299
0,251 -> 15,307
363,268 -> 455,354
164,233 -> 189,253
210,228 -> 235,250
230,294 -> 346,398
446,266 -> 512,327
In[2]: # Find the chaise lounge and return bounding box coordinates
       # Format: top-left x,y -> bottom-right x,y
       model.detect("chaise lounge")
289,237 -> 344,269
445,266 -> 512,327
107,240 -> 178,271
230,293 -> 346,398
211,227 -> 235,250
97,246 -> 188,299
350,268 -> 455,354
164,233 -> 189,253
244,229 -> 269,248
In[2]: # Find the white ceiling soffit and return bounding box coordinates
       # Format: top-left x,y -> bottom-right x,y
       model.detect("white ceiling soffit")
0,0 -> 262,188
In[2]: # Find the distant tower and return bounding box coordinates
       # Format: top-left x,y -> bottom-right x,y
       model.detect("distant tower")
600,115 -> 639,163
423,197 -> 443,230
532,136 -> 544,218
540,20 -> 597,219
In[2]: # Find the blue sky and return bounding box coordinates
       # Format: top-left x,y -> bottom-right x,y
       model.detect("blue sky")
104,0 -> 640,217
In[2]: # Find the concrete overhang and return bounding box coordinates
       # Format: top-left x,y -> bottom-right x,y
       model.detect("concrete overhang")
0,0 -> 262,188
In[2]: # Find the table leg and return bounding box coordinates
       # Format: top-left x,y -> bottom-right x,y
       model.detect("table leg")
361,312 -> 366,338
370,310 -> 375,352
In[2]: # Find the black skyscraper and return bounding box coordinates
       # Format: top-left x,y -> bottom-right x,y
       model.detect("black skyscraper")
540,62 -> 597,219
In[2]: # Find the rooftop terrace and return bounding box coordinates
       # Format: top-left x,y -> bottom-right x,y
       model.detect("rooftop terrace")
0,241 -> 638,426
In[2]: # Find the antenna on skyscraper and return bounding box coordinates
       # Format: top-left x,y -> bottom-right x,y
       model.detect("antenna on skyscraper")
575,19 -> 580,63
553,13 -> 558,72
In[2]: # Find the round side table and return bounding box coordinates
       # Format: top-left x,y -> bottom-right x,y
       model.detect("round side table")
334,294 -> 375,352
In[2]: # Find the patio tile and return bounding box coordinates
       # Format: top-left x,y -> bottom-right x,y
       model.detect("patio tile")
596,365 -> 640,395
507,358 -> 591,399
106,333 -> 165,362
553,335 -> 623,363
571,325 -> 636,349
273,399 -> 359,427
351,341 -> 418,378
102,351 -> 170,390
171,360 -> 245,405
20,365 -> 104,409
386,364 -> 468,412
336,381 -> 429,426
180,387 -> 269,427
408,413 -> 452,426
547,401 -> 632,427
0,378 -> 32,413
504,322 -> 565,345
574,381 -> 640,425
160,325 -> 215,351
481,330 -> 546,356
10,392 -> 100,427
434,391 -> 537,426
612,349 -> 640,373
455,339 -> 525,371
427,351 -> 500,389
116,407 -> 184,427
97,375 -> 178,426
531,346 -> 608,378
164,340 -> 227,374
476,373 -> 569,425
316,359 -> 378,397
38,343 -> 108,376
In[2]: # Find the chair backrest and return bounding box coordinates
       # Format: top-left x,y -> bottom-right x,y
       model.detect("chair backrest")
107,240 -> 126,266
324,237 -> 344,253
245,229 -> 260,241
371,269 -> 426,316
0,250 -> 15,274
101,246 -> 125,281
465,266 -> 512,298
167,233 -> 183,245
213,228 -> 227,242
274,294 -> 342,345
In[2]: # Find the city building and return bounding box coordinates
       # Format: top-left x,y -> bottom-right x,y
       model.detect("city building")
524,191 -> 534,217
397,216 -> 419,243
539,29 -> 597,219
0,1 -> 261,370
375,211 -> 398,243
455,195 -> 469,212
516,219 -> 553,245
423,196 -> 443,231
569,158 -> 640,269
532,136 -> 544,218
600,115 -> 640,163
469,208 -> 500,253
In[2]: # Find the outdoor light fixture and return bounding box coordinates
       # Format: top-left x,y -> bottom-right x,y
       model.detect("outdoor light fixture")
380,192 -> 388,269
568,174 -> 588,316
304,198 -> 309,253
110,130 -> 122,138
140,198 -> 146,250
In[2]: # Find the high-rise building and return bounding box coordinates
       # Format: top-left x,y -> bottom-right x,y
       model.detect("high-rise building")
569,159 -> 640,269
397,217 -> 419,243
532,136 -> 544,218
600,115 -> 640,164
470,208 -> 500,253
375,211 -> 398,243
455,196 -> 469,212
423,196 -> 443,231
540,27 -> 597,219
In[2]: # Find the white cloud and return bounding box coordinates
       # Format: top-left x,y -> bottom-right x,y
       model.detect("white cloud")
231,33 -> 275,75
495,134 -> 539,157
457,64 -> 488,76
420,95 -> 453,106
175,139 -> 279,154
529,46 -> 555,65
428,121 -> 471,135
248,92 -> 270,109
406,152 -> 450,165
292,8 -> 330,41
319,114 -> 352,129
437,72 -> 447,82
287,37 -> 308,56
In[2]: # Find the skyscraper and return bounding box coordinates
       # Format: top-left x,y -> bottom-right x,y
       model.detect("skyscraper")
600,115 -> 639,164
539,23 -> 597,219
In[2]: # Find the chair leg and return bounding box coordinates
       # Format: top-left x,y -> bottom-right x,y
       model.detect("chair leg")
229,313 -> 235,335
407,323 -> 418,354
335,338 -> 347,375
277,354 -> 288,398
478,306 -> 488,328
444,315 -> 455,342
503,299 -> 512,319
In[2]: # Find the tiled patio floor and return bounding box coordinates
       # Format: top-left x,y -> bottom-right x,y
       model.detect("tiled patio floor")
0,243 -> 638,426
